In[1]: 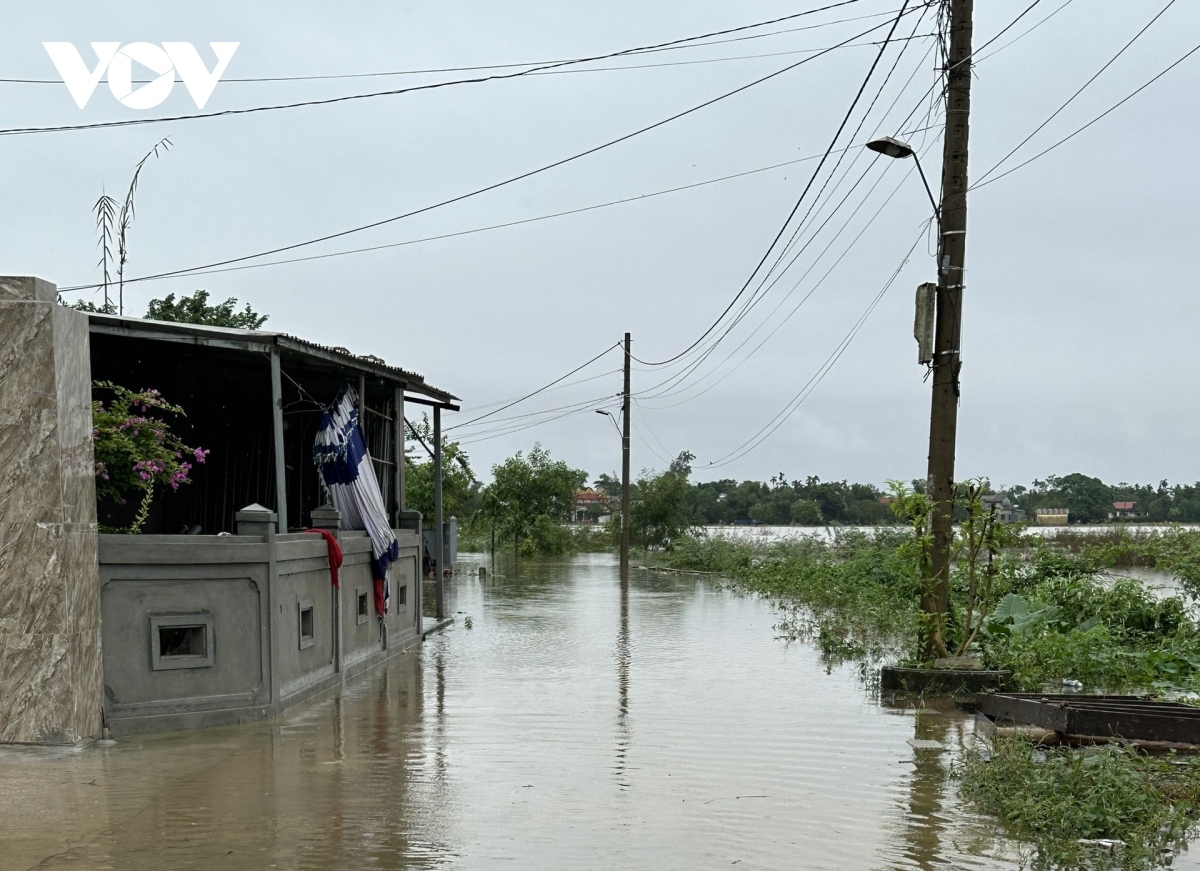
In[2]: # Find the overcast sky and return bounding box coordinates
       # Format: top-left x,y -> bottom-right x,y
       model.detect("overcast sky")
5,1 -> 1200,490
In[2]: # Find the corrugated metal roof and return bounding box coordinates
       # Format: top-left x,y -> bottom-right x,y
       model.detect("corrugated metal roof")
87,313 -> 459,406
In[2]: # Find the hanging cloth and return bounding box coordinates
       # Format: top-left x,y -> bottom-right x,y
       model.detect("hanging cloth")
312,384 -> 397,615
304,528 -> 343,589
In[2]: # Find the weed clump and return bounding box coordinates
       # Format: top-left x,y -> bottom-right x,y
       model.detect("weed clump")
958,739 -> 1200,870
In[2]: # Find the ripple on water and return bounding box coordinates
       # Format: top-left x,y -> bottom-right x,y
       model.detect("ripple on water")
4,553 -> 1200,870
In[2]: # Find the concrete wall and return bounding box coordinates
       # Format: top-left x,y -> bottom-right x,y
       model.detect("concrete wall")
0,277 -> 103,744
98,517 -> 423,735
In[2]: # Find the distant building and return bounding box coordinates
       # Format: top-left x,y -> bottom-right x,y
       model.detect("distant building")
981,495 -> 1025,523
1110,501 -> 1140,520
1035,508 -> 1070,526
573,489 -> 612,524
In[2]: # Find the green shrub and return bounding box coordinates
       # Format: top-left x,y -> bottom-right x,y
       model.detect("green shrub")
958,739 -> 1200,870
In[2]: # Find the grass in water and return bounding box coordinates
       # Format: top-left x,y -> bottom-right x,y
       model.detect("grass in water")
958,739 -> 1200,870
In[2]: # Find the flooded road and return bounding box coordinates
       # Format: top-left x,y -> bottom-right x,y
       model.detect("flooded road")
4,553 -> 1196,869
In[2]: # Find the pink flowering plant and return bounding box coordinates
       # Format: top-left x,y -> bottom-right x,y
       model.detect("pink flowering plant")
92,381 -> 209,533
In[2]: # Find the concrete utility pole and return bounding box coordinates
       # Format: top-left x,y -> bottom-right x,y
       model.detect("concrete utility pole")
924,0 -> 973,659
434,405 -> 445,620
620,332 -> 631,584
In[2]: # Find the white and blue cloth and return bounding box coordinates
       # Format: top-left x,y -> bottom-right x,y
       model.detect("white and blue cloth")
312,384 -> 397,615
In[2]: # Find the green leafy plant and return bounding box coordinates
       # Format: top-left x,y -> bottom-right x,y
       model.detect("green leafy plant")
958,738 -> 1200,870
145,289 -> 268,329
92,382 -> 207,533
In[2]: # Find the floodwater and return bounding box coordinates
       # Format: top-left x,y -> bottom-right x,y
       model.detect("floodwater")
2,553 -> 1197,870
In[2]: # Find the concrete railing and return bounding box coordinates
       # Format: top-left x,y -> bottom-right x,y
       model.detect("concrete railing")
97,504 -> 422,735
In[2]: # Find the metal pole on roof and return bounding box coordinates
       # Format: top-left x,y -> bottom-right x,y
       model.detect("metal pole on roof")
394,385 -> 405,520
434,405 -> 445,620
270,347 -> 288,534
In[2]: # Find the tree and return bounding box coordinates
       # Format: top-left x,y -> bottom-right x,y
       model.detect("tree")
483,444 -> 587,553
593,473 -> 621,499
790,499 -> 823,525
69,298 -> 117,314
629,451 -> 696,550
404,414 -> 478,521
146,289 -> 268,329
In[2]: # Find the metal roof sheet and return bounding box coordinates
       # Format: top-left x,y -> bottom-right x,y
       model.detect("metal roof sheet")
86,313 -> 459,406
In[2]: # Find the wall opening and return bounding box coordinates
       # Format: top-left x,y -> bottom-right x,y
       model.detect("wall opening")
298,598 -> 315,649
357,590 -> 369,625
160,625 -> 206,658
150,612 -> 215,670
397,584 -> 407,607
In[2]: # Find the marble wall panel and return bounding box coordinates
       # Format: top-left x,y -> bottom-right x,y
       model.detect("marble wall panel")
0,631 -> 74,743
59,442 -> 97,525
0,278 -> 103,744
0,302 -> 56,426
0,521 -> 66,636
53,306 -> 93,451
68,628 -> 103,738
0,303 -> 61,525
0,275 -> 56,303
63,522 -> 99,635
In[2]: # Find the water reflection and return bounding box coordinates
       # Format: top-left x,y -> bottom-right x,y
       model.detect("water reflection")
9,553 -> 1200,869
614,576 -> 631,787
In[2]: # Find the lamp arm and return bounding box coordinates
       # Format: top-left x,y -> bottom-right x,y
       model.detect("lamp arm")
911,153 -> 941,223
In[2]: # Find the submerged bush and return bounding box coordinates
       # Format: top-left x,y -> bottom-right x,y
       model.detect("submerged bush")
958,739 -> 1200,870
665,529 -> 921,663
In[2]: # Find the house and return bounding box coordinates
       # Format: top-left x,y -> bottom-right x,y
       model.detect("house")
0,276 -> 460,743
1110,501 -> 1139,520
573,488 -> 612,523
1034,508 -> 1070,526
981,494 -> 1025,523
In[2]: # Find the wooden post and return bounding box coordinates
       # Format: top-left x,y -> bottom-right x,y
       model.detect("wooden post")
269,346 -> 287,534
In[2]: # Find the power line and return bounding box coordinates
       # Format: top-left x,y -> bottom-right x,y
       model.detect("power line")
0,1 -> 882,137
704,230 -> 924,468
971,38 -> 1200,192
457,399 -> 622,446
57,141 -> 911,292
457,367 -> 622,414
2,12 -> 926,86
973,0 -> 1178,189
630,0 -> 920,368
633,0 -> 1056,386
57,11 -> 925,296
446,342 -> 619,431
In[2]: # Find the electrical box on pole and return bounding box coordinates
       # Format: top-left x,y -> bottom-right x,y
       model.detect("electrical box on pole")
914,283 -> 935,365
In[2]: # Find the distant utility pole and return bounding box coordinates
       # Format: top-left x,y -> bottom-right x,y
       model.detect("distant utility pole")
620,332 -> 631,584
924,0 -> 973,659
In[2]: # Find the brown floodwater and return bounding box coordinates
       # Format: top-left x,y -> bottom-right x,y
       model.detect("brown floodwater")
2,552 -> 1198,870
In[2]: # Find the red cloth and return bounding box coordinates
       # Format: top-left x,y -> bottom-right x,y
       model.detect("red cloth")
373,578 -> 385,618
304,528 -> 343,588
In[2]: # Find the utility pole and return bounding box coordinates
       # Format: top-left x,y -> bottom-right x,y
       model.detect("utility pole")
620,332 -> 631,584
434,405 -> 445,620
923,0 -> 973,660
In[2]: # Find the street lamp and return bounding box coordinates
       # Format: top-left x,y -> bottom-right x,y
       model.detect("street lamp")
595,409 -> 629,580
595,409 -> 621,438
866,136 -> 940,222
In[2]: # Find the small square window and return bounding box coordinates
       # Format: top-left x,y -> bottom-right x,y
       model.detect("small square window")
150,613 -> 214,671
356,590 -> 369,625
396,584 -> 407,607
298,598 -> 315,649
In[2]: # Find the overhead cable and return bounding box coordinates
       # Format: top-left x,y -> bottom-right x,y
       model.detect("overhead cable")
57,10 -> 926,295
